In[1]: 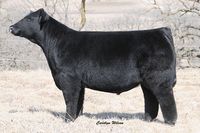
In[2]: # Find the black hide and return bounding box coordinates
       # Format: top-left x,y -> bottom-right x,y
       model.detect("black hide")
10,9 -> 177,125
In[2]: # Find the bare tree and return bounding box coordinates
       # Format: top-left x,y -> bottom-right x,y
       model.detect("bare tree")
79,0 -> 86,30
147,0 -> 200,44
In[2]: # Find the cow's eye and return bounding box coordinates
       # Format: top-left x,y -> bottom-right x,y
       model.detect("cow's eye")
26,18 -> 32,22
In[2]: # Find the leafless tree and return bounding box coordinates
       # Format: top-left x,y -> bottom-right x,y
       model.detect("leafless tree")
147,0 -> 200,44
79,0 -> 86,30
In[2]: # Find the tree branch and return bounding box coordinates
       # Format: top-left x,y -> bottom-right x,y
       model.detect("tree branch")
79,0 -> 86,31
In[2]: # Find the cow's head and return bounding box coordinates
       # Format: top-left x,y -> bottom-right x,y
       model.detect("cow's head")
9,8 -> 49,44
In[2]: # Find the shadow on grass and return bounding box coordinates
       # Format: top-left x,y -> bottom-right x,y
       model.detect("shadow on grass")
47,110 -> 67,120
27,106 -> 165,124
83,112 -> 165,124
83,112 -> 145,120
45,110 -> 145,121
48,111 -> 165,124
48,110 -> 150,122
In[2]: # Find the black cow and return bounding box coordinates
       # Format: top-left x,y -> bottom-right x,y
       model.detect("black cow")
10,9 -> 177,125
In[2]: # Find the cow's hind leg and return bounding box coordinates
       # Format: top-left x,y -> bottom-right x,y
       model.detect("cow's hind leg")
154,86 -> 177,125
141,85 -> 159,121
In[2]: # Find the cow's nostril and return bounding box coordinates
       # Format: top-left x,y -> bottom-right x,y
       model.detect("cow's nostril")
9,26 -> 13,33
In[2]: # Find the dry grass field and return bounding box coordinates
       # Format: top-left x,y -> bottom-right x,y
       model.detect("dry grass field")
0,68 -> 200,133
1,0 -> 200,132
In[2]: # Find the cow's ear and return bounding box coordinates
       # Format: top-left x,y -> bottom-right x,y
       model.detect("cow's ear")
38,9 -> 49,30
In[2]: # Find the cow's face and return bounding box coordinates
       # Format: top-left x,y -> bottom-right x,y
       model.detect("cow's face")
9,8 -> 49,43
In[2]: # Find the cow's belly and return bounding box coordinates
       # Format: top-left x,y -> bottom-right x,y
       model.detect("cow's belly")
82,68 -> 141,94
86,81 -> 140,94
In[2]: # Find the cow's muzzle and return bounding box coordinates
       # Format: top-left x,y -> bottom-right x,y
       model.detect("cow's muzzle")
9,25 -> 21,36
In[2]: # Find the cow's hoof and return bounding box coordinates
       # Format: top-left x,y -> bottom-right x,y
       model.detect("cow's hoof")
64,118 -> 72,123
144,113 -> 153,122
165,120 -> 176,126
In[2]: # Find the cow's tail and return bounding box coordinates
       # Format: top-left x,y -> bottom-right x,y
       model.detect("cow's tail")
162,27 -> 177,87
161,27 -> 175,49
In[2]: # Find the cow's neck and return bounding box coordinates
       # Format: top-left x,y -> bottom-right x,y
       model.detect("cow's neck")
39,18 -> 74,75
40,17 -> 73,53
40,34 -> 60,75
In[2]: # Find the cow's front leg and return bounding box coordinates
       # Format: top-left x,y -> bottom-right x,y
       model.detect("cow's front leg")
62,89 -> 78,122
62,87 -> 85,122
77,86 -> 85,116
54,73 -> 84,122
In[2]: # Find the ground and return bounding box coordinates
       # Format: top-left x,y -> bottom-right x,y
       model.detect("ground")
0,68 -> 200,133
